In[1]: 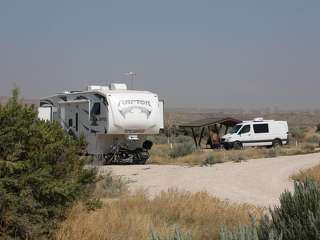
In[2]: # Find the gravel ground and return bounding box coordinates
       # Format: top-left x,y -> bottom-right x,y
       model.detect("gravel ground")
98,152 -> 320,207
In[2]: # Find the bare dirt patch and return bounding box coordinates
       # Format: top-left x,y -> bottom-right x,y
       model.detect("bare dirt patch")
99,152 -> 320,207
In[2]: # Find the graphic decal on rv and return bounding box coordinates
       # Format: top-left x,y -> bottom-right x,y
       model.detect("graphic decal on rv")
118,100 -> 152,119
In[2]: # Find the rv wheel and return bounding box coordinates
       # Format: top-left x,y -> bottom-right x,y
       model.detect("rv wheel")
272,139 -> 282,148
233,141 -> 242,150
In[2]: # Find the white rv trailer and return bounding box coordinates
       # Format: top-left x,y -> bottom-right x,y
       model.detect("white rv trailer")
38,83 -> 164,164
221,118 -> 289,149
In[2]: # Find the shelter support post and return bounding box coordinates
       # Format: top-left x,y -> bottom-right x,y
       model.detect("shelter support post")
225,126 -> 229,135
198,127 -> 205,147
191,128 -> 198,148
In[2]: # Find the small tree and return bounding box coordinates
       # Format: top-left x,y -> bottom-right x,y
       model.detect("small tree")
0,89 -> 96,239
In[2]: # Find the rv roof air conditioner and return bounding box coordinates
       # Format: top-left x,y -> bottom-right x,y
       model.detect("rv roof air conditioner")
253,117 -> 264,122
110,83 -> 127,90
87,85 -> 110,91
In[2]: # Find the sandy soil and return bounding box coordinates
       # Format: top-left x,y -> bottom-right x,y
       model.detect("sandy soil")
99,152 -> 320,207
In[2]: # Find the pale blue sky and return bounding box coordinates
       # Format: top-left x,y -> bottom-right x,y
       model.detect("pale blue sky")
1,0 -> 320,109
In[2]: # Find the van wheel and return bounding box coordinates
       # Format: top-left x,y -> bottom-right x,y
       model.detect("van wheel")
272,139 -> 282,148
233,141 -> 242,150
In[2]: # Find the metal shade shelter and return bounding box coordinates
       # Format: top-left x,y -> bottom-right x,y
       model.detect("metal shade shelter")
179,117 -> 242,148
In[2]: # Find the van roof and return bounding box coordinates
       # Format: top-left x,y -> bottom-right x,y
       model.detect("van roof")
239,120 -> 287,124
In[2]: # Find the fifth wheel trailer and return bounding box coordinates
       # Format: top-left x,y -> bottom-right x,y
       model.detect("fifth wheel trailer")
38,83 -> 164,164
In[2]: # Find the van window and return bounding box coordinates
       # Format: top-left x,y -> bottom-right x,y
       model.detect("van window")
253,124 -> 269,133
91,102 -> 101,115
68,118 -> 73,127
230,124 -> 242,134
239,125 -> 250,134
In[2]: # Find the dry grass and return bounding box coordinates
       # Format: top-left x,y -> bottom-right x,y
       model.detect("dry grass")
149,144 -> 318,166
56,190 -> 262,240
292,164 -> 320,182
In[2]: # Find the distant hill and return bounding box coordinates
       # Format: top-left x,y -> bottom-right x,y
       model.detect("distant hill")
165,108 -> 320,127
1,96 -> 318,127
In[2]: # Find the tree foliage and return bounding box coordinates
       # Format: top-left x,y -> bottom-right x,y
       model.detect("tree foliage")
0,89 -> 96,239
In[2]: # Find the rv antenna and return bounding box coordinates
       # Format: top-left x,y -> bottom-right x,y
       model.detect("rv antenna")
124,72 -> 136,89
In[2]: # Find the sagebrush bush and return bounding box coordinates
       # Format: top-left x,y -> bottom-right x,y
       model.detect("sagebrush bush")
174,135 -> 194,144
0,89 -> 96,239
202,155 -> 223,166
148,134 -> 169,144
221,178 -> 320,240
266,179 -> 320,240
289,127 -> 307,142
169,142 -> 196,158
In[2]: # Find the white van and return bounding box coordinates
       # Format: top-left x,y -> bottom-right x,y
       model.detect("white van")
221,118 -> 288,149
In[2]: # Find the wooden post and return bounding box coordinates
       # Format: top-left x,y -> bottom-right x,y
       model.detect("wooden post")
214,124 -> 220,140
198,127 -> 205,147
191,128 -> 198,148
225,126 -> 229,134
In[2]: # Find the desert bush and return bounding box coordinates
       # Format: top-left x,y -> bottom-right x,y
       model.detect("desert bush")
305,133 -> 320,144
221,179 -> 320,240
169,142 -> 196,158
289,127 -> 307,143
93,171 -> 127,198
292,164 -> 320,183
300,143 -> 315,151
266,179 -> 320,240
202,155 -> 223,166
0,89 -> 96,239
148,134 -> 169,144
174,135 -> 194,144
220,224 -> 281,240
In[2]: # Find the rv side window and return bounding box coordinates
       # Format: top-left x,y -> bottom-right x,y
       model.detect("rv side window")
68,118 -> 73,127
91,102 -> 101,115
253,124 -> 269,133
75,113 -> 78,131
239,125 -> 250,134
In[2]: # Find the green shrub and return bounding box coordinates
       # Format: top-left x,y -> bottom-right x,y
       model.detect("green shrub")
305,134 -> 320,144
174,135 -> 194,144
220,224 -> 281,240
300,143 -> 315,152
202,155 -> 223,166
289,127 -> 306,142
0,89 -> 96,239
148,134 -> 169,144
266,179 -> 320,240
169,142 -> 196,158
220,178 -> 320,240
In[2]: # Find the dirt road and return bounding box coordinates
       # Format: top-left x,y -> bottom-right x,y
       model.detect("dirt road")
99,152 -> 320,207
